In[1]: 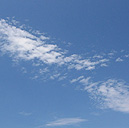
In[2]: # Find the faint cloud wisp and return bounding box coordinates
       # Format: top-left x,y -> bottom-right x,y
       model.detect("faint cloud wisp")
45,118 -> 87,127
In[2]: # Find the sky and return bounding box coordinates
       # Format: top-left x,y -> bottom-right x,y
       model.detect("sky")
0,0 -> 129,128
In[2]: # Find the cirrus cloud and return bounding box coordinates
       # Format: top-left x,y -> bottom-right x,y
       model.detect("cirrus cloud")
45,118 -> 87,127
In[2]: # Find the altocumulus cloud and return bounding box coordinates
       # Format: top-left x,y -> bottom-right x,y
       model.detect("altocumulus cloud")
0,19 -> 129,114
0,19 -> 110,71
76,77 -> 129,113
0,19 -> 64,64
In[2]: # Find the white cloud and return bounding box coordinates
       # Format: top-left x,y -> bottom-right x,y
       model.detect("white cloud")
50,73 -> 61,80
100,63 -> 108,67
0,19 -> 111,73
1,19 -> 129,114
79,77 -> 91,86
45,118 -> 87,127
116,57 -> 123,62
108,50 -> 117,56
21,67 -> 27,73
93,55 -> 103,58
0,19 -> 64,64
125,54 -> 129,58
66,55 -> 109,71
70,76 -> 84,83
80,78 -> 129,113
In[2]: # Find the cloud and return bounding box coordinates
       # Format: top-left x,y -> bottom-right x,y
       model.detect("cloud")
70,76 -> 84,83
0,19 -> 111,73
79,78 -> 129,113
0,19 -> 64,64
125,54 -> 129,58
45,118 -> 87,127
19,111 -> 32,116
116,57 -> 123,62
1,18 -> 129,114
65,55 -> 109,71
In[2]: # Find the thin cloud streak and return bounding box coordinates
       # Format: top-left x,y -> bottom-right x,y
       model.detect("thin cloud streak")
19,111 -> 32,116
45,118 -> 87,127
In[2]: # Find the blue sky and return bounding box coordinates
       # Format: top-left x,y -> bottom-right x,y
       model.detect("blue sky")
0,0 -> 129,128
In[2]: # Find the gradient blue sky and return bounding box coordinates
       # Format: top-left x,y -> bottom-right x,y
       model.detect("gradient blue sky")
0,0 -> 129,128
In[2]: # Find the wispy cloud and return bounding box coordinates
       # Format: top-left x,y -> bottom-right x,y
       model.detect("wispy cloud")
45,118 -> 87,127
70,76 -> 84,83
116,57 -> 123,62
19,111 -> 32,116
78,77 -> 129,113
0,19 -> 64,64
0,19 -> 111,72
1,19 -> 129,114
